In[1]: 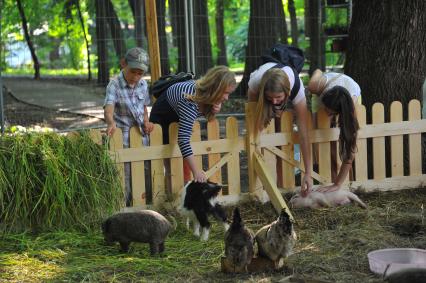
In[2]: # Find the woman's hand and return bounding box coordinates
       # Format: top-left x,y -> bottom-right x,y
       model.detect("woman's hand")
300,173 -> 313,197
193,169 -> 207,183
143,121 -> 154,134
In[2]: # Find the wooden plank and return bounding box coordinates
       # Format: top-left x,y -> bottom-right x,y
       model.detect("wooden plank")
207,119 -> 221,183
245,102 -> 262,195
358,119 -> 426,138
354,104 -> 368,181
335,139 -> 349,184
226,117 -> 241,196
144,0 -> 161,82
205,153 -> 232,180
265,146 -> 328,184
372,103 -> 386,180
109,121 -> 426,165
253,152 -> 294,221
89,129 -> 102,145
110,128 -> 125,200
259,119 -> 426,147
390,101 -> 403,177
408,100 -> 422,176
150,124 -> 166,207
130,127 -> 146,206
302,111 -> 314,189
111,137 -> 244,162
281,112 -> 295,189
264,121 -> 277,185
111,117 -> 426,164
192,121 -> 203,171
317,109 -> 331,183
169,123 -> 184,198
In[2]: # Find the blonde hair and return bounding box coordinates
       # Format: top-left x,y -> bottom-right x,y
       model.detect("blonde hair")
254,68 -> 290,131
186,66 -> 236,121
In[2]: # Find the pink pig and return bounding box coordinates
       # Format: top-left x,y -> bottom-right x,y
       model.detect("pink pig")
290,189 -> 367,209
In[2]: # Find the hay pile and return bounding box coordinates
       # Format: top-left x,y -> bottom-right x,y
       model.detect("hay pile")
0,131 -> 123,233
232,188 -> 426,282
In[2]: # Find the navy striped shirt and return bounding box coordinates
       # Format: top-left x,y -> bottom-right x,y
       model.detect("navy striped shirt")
166,80 -> 202,158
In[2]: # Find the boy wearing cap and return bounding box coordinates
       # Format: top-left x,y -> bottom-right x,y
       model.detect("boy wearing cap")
104,47 -> 154,206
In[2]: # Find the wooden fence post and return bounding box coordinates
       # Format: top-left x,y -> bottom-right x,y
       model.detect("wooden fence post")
150,124 -> 166,206
281,112 -> 295,190
170,123 -> 184,198
226,117 -> 241,196
408,100 -> 422,176
111,128 -> 125,200
354,105 -> 368,181
317,109 -> 331,183
245,102 -> 262,198
372,103 -> 386,180
130,126 -> 146,207
390,101 -> 403,177
264,121 -> 277,186
208,119 -> 222,184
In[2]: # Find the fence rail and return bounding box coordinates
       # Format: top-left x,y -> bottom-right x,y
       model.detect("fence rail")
86,100 -> 426,209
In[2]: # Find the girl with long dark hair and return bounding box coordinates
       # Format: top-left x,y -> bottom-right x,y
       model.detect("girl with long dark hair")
308,69 -> 361,192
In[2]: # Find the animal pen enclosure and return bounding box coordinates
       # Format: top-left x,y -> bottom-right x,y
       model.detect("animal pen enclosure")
85,99 -> 426,210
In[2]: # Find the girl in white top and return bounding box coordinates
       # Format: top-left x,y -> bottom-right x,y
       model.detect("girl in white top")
308,69 -> 361,193
248,64 -> 313,197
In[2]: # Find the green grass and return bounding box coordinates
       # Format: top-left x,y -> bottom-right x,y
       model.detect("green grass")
3,68 -> 93,77
0,223 -> 228,282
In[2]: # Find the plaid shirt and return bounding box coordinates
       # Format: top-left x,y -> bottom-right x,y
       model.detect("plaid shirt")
104,71 -> 150,130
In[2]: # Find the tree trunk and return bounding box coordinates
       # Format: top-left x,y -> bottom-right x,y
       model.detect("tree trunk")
76,0 -> 92,81
156,0 -> 170,75
95,0 -> 109,85
215,0 -> 227,65
345,0 -> 426,121
16,0 -> 40,80
105,0 -> 126,60
236,0 -> 288,96
169,0 -> 188,71
288,0 -> 299,47
277,0 -> 288,44
306,0 -> 324,74
128,0 -> 147,48
193,0 -> 213,74
345,0 -> 426,174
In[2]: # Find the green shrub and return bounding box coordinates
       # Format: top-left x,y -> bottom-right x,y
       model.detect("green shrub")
0,131 -> 123,233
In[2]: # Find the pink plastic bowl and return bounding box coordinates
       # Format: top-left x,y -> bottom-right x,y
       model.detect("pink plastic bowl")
367,248 -> 426,276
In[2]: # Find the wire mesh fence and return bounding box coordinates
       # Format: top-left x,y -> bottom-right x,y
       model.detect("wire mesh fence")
1,0 -> 316,85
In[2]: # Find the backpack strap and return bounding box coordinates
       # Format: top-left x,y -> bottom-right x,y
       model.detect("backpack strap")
272,64 -> 300,102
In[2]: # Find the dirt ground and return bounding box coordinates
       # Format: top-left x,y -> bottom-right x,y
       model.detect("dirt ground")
1,77 -> 246,132
2,83 -> 104,131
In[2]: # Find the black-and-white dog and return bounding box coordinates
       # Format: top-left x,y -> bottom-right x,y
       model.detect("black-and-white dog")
179,181 -> 229,241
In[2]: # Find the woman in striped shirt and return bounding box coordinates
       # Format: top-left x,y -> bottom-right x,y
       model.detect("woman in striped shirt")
150,66 -> 236,183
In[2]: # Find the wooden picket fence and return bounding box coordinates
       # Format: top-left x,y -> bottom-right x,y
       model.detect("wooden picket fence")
87,99 -> 426,209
